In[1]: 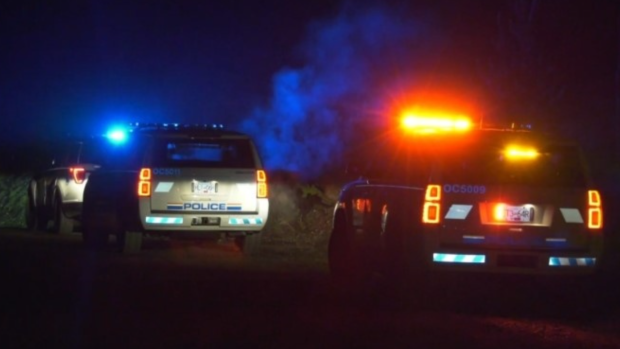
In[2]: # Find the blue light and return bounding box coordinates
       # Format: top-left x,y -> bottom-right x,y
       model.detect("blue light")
105,128 -> 128,144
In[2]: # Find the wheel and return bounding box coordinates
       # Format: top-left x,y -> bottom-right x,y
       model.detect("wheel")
235,233 -> 262,256
52,195 -> 73,235
122,231 -> 143,254
328,213 -> 363,282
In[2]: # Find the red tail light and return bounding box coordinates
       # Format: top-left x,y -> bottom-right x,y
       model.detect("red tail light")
69,167 -> 86,184
257,170 -> 268,198
587,190 -> 602,229
423,184 -> 441,224
138,168 -> 152,197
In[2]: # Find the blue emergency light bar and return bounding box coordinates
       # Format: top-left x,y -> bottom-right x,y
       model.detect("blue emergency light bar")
129,122 -> 224,131
104,123 -> 225,144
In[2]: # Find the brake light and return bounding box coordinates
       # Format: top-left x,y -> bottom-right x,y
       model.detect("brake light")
587,190 -> 602,229
138,168 -> 152,197
256,170 -> 268,198
423,184 -> 441,224
69,167 -> 86,184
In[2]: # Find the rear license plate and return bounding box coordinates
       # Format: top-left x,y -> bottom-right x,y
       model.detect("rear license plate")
505,205 -> 534,222
193,181 -> 218,194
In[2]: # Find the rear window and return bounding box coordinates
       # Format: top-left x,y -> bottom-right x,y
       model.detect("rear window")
151,139 -> 255,168
78,138 -> 145,170
433,144 -> 587,188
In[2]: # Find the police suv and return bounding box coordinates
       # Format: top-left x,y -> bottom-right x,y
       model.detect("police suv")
329,113 -> 604,278
81,123 -> 269,254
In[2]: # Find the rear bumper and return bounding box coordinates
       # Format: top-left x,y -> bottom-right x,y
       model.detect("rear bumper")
139,199 -> 269,234
425,248 -> 600,275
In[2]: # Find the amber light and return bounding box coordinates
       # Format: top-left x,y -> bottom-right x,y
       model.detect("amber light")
257,170 -> 268,198
69,167 -> 86,184
138,168 -> 152,197
423,202 -> 440,224
588,190 -> 602,229
423,184 -> 442,224
505,146 -> 539,160
425,184 -> 441,201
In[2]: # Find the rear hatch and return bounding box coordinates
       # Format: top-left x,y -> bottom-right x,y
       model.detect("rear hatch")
428,141 -> 601,252
151,168 -> 258,213
437,185 -> 596,251
146,136 -> 260,214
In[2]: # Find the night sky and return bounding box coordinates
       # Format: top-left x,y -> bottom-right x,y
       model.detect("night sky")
1,0 -> 618,173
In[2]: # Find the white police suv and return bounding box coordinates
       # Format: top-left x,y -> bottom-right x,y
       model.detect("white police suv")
81,123 -> 269,254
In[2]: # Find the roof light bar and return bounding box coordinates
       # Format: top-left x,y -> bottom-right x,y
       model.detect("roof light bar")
400,113 -> 472,134
128,123 -> 225,131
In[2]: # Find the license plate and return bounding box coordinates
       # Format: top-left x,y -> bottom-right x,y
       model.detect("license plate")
505,205 -> 534,222
193,181 -> 218,194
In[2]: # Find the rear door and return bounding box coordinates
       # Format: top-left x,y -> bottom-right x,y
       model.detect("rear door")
147,137 -> 260,214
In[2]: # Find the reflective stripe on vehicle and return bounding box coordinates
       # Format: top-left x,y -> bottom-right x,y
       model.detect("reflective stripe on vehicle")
433,253 -> 486,264
548,257 -> 596,266
229,218 -> 264,225
145,216 -> 183,224
444,204 -> 473,220
559,208 -> 584,223
155,182 -> 174,193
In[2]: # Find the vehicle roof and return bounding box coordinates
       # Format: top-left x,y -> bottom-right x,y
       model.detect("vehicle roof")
130,126 -> 250,139
391,128 -> 581,152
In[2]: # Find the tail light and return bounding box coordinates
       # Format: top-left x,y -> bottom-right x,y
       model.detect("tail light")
256,170 -> 268,198
69,167 -> 86,184
587,190 -> 602,229
423,184 -> 441,224
138,168 -> 152,197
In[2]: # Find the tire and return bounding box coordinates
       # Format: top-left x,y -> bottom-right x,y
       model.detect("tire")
52,195 -> 73,235
236,233 -> 262,256
122,231 -> 143,254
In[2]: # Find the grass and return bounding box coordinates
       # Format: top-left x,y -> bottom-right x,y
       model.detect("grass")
0,173 -> 30,228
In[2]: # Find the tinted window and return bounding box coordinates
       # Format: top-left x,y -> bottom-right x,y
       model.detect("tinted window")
78,138 -> 145,170
433,144 -> 586,187
151,139 -> 255,168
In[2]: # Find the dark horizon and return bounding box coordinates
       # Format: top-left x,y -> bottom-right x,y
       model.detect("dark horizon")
2,0 -> 619,173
